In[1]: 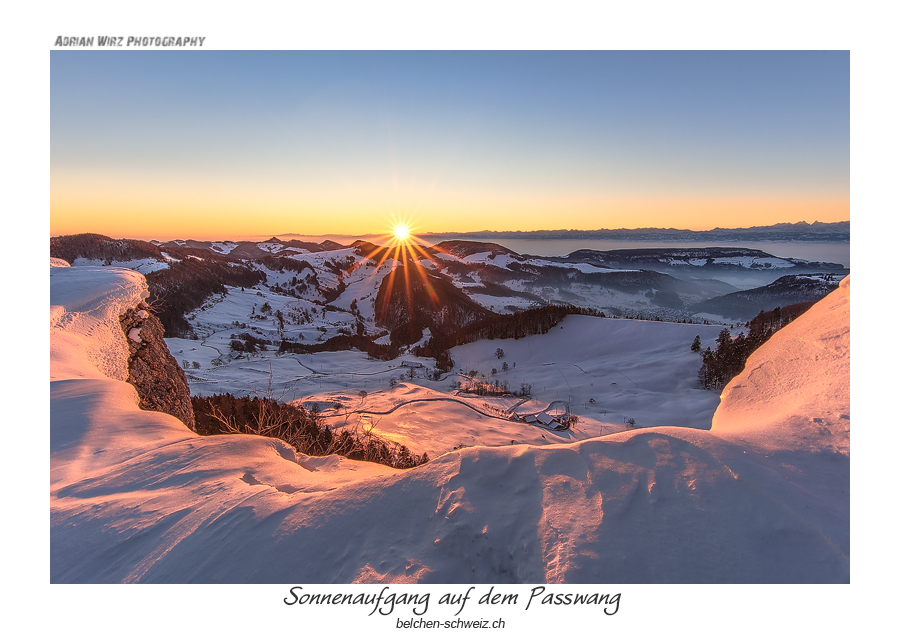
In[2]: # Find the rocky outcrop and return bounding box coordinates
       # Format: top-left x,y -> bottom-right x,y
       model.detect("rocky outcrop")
119,304 -> 195,430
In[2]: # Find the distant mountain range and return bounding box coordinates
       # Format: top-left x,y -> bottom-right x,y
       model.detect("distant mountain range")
413,220 -> 849,242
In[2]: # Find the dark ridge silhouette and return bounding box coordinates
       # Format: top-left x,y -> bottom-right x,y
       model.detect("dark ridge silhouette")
257,255 -> 315,274
50,233 -> 164,264
351,240 -> 388,258
431,240 -> 521,259
373,265 -> 493,337
690,274 -> 840,321
422,220 -> 850,242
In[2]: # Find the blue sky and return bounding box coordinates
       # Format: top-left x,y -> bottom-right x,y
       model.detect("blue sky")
51,50 -> 849,239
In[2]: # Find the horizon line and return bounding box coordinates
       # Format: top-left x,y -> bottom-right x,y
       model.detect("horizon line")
224,220 -> 854,241
49,219 -> 850,243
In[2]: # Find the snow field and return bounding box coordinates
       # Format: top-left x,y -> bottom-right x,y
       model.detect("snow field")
50,266 -> 850,583
451,315 -> 724,429
170,290 -> 723,454
209,241 -> 239,254
303,382 -> 629,457
72,256 -> 170,274
465,293 -> 537,313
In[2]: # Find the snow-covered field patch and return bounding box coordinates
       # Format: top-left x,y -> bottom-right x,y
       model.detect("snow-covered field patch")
210,241 -> 238,254
71,256 -> 169,274
451,315 -> 723,429
302,382 -> 628,457
466,293 -> 537,313
531,259 -> 626,273
460,252 -> 521,268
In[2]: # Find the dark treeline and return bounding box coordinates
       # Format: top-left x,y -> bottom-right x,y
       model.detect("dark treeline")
50,233 -> 163,264
698,301 -> 817,390
279,334 -> 400,361
456,374 -> 527,398
257,255 -> 315,274
416,304 -> 605,354
230,332 -> 273,353
322,254 -> 357,275
191,394 -> 428,469
390,320 -> 426,348
319,279 -> 346,303
146,258 -> 265,337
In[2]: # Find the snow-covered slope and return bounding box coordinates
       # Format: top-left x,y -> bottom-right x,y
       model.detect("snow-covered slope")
50,266 -> 849,583
713,276 -> 850,454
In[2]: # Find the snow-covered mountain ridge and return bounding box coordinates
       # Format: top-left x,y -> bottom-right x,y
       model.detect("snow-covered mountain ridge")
50,262 -> 849,583
52,234 -> 848,340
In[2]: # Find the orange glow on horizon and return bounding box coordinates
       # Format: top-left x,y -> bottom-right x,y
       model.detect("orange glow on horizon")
49,169 -> 849,240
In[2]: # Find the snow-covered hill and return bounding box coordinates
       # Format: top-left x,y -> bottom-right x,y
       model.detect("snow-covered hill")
50,263 -> 849,583
54,234 -> 848,327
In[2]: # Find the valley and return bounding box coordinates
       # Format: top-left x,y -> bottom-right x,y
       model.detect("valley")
51,233 -> 848,458
48,258 -> 852,583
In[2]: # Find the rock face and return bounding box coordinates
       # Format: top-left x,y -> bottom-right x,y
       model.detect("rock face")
119,304 -> 195,430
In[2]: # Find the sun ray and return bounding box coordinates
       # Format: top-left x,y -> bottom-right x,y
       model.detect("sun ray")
371,244 -> 396,271
408,252 -> 440,308
401,242 -> 413,319
353,215 -> 471,331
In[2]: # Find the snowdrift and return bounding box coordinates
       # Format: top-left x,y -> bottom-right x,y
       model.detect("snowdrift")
50,265 -> 849,583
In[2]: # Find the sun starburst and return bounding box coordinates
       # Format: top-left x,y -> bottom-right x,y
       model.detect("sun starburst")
393,223 -> 411,242
339,215 -> 472,321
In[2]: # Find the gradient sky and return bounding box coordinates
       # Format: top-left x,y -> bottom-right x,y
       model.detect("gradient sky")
50,51 -> 849,240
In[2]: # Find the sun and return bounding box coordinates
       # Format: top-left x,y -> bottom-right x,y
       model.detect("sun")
393,223 -> 411,242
